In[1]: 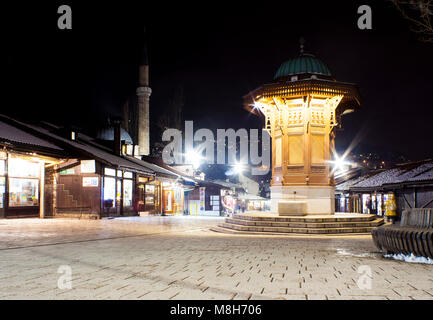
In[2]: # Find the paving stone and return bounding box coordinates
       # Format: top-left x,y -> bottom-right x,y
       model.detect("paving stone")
0,216 -> 432,300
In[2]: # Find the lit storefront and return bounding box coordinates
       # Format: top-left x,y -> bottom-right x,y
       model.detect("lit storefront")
102,167 -> 135,215
362,194 -> 370,214
0,151 -> 60,218
136,175 -> 161,214
162,181 -> 184,215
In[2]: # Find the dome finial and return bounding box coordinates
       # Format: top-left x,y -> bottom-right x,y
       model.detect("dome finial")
299,37 -> 305,55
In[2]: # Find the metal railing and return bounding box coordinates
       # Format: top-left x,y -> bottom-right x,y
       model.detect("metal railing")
400,208 -> 433,228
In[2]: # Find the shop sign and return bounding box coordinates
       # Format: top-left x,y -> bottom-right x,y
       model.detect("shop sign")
81,160 -> 96,173
199,187 -> 205,211
83,177 -> 98,187
60,168 -> 75,175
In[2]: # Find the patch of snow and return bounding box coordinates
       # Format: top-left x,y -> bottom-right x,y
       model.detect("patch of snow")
384,253 -> 433,264
336,249 -> 375,258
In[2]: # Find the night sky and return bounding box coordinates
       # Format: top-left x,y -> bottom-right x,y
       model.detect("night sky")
4,1 -> 433,161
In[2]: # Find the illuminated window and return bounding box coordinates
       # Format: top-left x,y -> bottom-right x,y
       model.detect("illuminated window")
123,179 -> 133,207
103,177 -> 115,207
0,177 -> 5,208
124,171 -> 133,179
0,160 -> 5,176
104,168 -> 115,176
8,158 -> 40,178
9,178 -> 39,207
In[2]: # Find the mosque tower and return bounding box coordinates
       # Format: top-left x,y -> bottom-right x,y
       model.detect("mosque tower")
136,29 -> 152,156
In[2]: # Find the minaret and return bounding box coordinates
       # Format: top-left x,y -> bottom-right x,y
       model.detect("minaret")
136,29 -> 152,156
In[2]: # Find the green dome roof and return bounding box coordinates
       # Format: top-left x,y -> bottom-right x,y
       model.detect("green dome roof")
274,53 -> 332,79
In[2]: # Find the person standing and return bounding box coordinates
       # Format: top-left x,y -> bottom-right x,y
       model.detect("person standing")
385,193 -> 397,224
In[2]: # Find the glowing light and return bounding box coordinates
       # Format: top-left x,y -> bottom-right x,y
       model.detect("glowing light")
185,149 -> 203,169
328,152 -> 354,176
234,162 -> 245,174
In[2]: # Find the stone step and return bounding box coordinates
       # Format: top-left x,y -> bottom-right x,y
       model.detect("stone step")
232,214 -> 377,223
225,217 -> 384,229
210,226 -> 374,236
218,222 -> 380,234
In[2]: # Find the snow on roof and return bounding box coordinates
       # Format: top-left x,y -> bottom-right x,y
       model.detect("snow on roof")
392,162 -> 433,183
0,120 -> 63,151
336,175 -> 368,191
407,167 -> 433,182
353,168 -> 404,188
340,159 -> 433,190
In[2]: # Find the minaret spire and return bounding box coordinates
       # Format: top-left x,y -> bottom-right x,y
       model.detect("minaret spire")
137,26 -> 152,156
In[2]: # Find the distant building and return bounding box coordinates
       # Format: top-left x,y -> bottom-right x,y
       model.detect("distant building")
336,159 -> 433,219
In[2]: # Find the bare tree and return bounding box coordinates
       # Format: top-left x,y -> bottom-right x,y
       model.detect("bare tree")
391,0 -> 433,42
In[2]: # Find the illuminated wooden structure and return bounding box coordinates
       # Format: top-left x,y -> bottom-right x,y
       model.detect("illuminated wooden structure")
244,50 -> 360,215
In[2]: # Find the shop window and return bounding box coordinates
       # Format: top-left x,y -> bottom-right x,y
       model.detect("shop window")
0,160 -> 5,176
103,177 -> 116,208
0,160 -> 4,209
362,194 -> 371,214
123,179 -> 133,207
9,178 -> 39,207
0,177 -> 5,208
145,184 -> 155,205
8,158 -> 40,178
117,170 -> 123,178
124,171 -> 133,179
377,194 -> 383,216
104,168 -> 116,176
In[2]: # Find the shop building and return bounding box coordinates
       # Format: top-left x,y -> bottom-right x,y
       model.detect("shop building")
336,159 -> 433,220
0,115 -> 164,219
184,179 -> 229,216
0,118 -> 66,218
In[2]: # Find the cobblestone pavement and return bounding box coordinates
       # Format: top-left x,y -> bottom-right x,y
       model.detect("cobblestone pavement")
0,216 -> 432,300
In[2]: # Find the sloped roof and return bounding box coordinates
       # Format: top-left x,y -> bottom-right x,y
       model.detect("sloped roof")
0,115 -> 153,175
0,120 -> 63,151
353,168 -> 404,188
338,159 -> 433,191
125,156 -> 179,179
